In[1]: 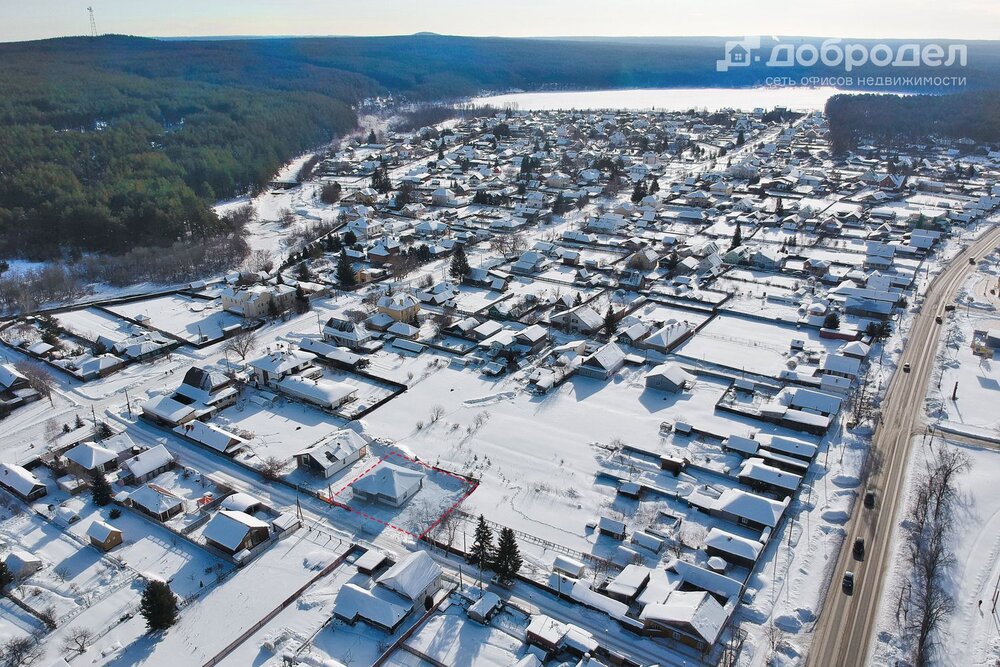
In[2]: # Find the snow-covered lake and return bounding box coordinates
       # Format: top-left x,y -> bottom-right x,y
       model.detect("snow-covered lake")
471,86 -> 846,112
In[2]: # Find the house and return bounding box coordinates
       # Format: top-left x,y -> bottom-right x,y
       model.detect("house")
377,292 -> 421,323
174,420 -> 245,455
333,583 -> 412,633
86,521 -> 123,552
711,488 -> 788,531
127,483 -> 184,522
639,322 -> 694,353
247,347 -> 316,388
376,550 -> 443,603
203,510 -> 271,555
0,463 -> 47,501
577,343 -> 626,380
639,590 -> 726,651
597,516 -> 627,540
119,445 -> 174,485
3,549 -> 43,581
220,284 -> 295,319
63,441 -> 119,478
294,430 -> 368,478
276,375 -> 358,410
737,457 -> 802,497
174,366 -> 238,414
549,304 -> 603,335
351,461 -> 425,507
604,564 -> 651,604
323,318 -> 373,351
704,527 -> 763,568
644,363 -> 695,393
468,591 -> 503,624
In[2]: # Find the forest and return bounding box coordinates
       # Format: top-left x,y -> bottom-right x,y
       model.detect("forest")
825,90 -> 1000,153
1,34 -> 999,259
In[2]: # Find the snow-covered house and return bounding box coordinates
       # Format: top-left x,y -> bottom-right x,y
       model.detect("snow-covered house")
294,430 -> 368,479
119,445 -> 175,485
87,521 -> 123,552
644,363 -> 695,393
351,461 -> 424,507
0,462 -> 47,501
577,343 -> 626,380
203,510 -> 271,555
377,292 -> 421,323
376,551 -> 442,603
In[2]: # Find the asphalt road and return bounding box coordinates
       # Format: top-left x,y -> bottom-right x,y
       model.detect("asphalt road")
807,223 -> 1000,667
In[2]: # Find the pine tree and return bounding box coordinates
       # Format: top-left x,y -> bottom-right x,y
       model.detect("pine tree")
469,515 -> 495,572
649,178 -> 660,194
91,471 -> 112,507
449,245 -> 471,280
730,220 -> 743,250
336,249 -> 357,288
493,527 -> 523,583
343,230 -> 358,246
0,559 -> 12,590
140,580 -> 178,632
366,129 -> 377,145
631,180 -> 648,204
294,285 -> 310,313
603,305 -> 617,339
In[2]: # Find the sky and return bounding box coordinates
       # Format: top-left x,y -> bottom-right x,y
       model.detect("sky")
1,0 -> 998,43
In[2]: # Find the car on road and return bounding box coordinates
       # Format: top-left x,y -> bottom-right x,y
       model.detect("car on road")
970,257 -> 977,265
935,315 -> 943,324
842,571 -> 855,595
864,490 -> 877,509
853,538 -> 865,560
903,363 -> 911,373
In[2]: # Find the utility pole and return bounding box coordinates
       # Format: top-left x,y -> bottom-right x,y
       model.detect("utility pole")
124,388 -> 132,419
87,7 -> 97,37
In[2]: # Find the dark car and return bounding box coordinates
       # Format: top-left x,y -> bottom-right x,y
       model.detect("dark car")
864,490 -> 877,509
853,538 -> 865,560
903,363 -> 911,373
843,571 -> 855,595
935,316 -> 943,324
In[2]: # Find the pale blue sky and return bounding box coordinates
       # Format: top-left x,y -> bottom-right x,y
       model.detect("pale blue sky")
1,0 -> 997,43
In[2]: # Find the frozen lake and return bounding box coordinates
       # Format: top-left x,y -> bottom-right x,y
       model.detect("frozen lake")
471,86 -> 846,112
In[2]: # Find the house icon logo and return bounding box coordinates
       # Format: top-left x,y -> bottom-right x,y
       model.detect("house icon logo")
717,36 -> 761,72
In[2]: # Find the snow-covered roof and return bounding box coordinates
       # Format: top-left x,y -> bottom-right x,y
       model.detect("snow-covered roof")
712,488 -> 788,528
248,348 -> 315,376
644,362 -> 695,388
86,520 -> 121,543
277,375 -> 357,408
203,510 -> 269,551
295,430 -> 367,469
605,564 -> 651,600
121,444 -> 173,480
174,420 -> 244,453
0,462 -> 44,496
221,492 -> 261,513
353,461 -> 424,503
737,457 -> 802,492
640,590 -> 726,644
334,583 -> 410,629
704,527 -> 764,563
142,394 -> 196,424
377,550 -> 441,601
128,484 -> 183,515
64,441 -> 118,471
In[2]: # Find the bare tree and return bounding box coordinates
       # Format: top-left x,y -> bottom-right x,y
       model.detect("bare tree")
62,627 -> 93,654
429,405 -> 445,423
489,233 -> 526,260
258,456 -> 286,480
0,637 -> 43,667
223,330 -> 258,362
14,361 -> 54,406
243,249 -> 274,275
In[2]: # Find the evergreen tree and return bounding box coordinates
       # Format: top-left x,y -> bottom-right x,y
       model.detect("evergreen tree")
366,129 -> 377,145
649,178 -> 660,194
140,580 -> 179,632
603,305 -> 617,339
449,245 -> 471,280
343,230 -> 358,246
631,180 -> 648,204
469,515 -> 495,572
294,285 -> 310,313
730,220 -> 743,250
336,249 -> 357,287
823,312 -> 841,330
91,471 -> 112,507
0,559 -> 12,590
493,527 -> 523,583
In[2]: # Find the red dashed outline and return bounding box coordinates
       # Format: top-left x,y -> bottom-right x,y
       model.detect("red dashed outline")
325,451 -> 477,539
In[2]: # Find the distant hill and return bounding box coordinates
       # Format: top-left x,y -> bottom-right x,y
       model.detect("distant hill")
1,33 -> 999,257
826,91 -> 1000,153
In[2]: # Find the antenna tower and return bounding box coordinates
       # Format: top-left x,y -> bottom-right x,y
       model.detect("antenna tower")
87,7 -> 98,37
